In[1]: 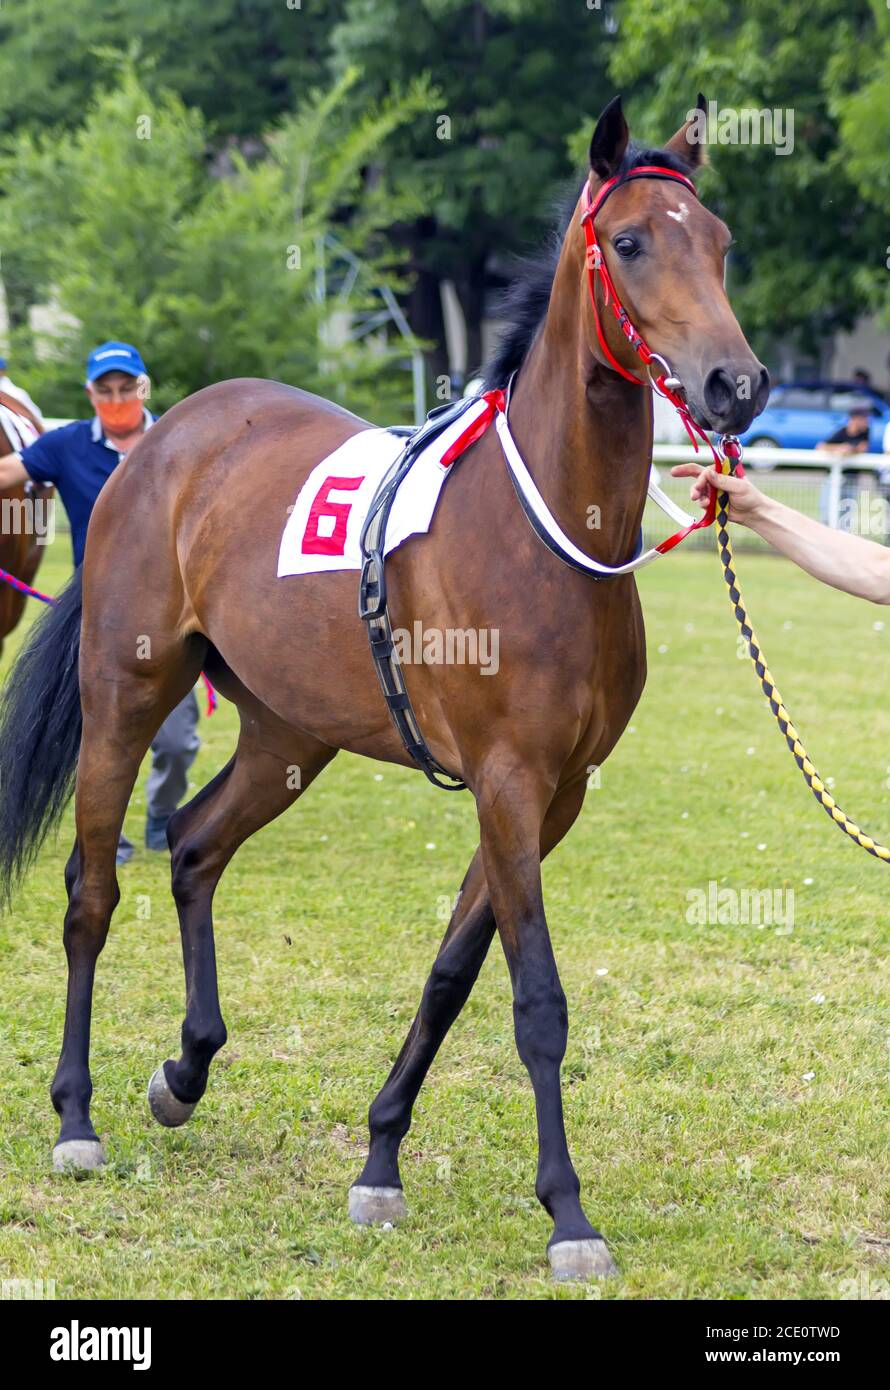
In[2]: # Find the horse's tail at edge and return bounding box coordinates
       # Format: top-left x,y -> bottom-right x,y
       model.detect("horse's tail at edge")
0,567 -> 83,907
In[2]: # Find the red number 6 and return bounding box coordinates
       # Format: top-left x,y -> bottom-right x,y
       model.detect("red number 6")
301,474 -> 365,557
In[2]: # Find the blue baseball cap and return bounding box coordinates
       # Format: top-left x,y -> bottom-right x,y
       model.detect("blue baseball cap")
86,341 -> 147,382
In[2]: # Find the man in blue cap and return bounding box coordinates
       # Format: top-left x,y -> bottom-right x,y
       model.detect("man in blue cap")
0,341 -> 200,862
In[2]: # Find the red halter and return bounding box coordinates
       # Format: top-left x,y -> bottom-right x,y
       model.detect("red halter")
580,165 -> 732,526
582,167 -> 696,385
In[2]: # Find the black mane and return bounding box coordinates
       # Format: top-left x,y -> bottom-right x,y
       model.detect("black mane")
482,142 -> 694,390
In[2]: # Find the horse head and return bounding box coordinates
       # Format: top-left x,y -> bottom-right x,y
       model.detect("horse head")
584,95 -> 769,436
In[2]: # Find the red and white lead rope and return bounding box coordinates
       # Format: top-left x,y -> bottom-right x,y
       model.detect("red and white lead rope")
433,386 -> 736,578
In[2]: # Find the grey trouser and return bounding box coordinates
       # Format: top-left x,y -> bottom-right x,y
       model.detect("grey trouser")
145,690 -> 201,818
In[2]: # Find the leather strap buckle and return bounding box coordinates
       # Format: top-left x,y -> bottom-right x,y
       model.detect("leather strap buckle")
358,552 -> 386,620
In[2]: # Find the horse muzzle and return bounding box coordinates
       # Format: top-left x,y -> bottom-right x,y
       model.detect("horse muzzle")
691,360 -> 770,435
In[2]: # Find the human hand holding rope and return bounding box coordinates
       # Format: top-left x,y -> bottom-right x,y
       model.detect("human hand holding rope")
671,460 -> 760,524
674,458 -> 890,604
676,451 -> 890,863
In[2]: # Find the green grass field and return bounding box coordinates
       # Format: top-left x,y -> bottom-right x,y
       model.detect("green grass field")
0,535 -> 888,1300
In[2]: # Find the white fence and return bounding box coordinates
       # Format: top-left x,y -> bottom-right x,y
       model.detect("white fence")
648,445 -> 890,551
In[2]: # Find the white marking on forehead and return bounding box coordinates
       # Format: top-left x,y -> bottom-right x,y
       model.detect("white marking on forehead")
666,201 -> 691,224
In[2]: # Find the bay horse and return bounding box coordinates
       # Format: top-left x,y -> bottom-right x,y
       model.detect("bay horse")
0,98 -> 768,1281
0,390 -> 52,657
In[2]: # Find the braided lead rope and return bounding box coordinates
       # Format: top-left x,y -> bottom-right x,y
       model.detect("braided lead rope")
715,457 -> 890,862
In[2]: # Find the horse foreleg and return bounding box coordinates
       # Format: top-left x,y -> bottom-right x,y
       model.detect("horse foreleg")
350,847 -> 495,1225
150,718 -> 335,1127
478,765 -> 618,1282
350,775 -> 593,1237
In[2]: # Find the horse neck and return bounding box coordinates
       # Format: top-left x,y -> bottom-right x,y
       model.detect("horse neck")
506,239 -> 653,568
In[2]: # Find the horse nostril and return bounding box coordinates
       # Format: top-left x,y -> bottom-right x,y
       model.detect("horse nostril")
703,367 -> 736,421
703,364 -> 769,428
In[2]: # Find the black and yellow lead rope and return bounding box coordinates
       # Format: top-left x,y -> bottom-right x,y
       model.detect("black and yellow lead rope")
714,458 -> 890,863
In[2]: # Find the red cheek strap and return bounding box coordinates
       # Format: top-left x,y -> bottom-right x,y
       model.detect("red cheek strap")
581,166 -> 728,471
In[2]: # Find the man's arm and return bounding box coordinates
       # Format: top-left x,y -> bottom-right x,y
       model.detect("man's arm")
10,428 -> 65,489
816,426 -> 869,456
0,452 -> 30,489
672,462 -> 890,605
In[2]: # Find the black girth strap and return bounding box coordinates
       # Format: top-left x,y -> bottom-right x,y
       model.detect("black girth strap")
358,397 -> 472,791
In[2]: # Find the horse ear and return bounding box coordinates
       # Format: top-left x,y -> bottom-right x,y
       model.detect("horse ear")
589,96 -> 629,181
663,93 -> 708,171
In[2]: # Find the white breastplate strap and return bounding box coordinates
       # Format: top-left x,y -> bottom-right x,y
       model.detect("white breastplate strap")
0,402 -> 40,453
494,411 -> 703,578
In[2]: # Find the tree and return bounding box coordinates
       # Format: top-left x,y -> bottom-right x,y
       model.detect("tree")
331,0 -> 617,376
0,63 -> 207,413
0,0 -> 348,140
606,0 -> 885,370
0,62 -> 435,421
828,2 -> 890,330
0,3 -> 621,383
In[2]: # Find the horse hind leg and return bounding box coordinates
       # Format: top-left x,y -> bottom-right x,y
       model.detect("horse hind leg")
50,579 -> 209,1169
52,682 -> 195,1170
148,712 -> 335,1128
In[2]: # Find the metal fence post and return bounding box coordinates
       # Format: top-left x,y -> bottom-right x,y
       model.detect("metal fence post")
827,461 -> 841,530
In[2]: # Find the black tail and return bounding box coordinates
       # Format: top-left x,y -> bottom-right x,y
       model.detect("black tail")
0,568 -> 83,905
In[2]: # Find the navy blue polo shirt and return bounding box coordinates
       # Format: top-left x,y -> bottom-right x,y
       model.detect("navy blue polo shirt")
19,410 -> 155,566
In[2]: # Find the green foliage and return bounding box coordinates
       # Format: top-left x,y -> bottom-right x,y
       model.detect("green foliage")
829,3 -> 890,325
3,2 -> 890,404
606,0 -> 887,363
0,0 -> 349,139
331,0 -> 616,364
0,62 -> 436,420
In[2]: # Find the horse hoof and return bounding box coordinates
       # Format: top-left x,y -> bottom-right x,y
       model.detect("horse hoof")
52,1139 -> 106,1172
548,1238 -> 618,1282
147,1066 -> 196,1128
348,1185 -> 407,1227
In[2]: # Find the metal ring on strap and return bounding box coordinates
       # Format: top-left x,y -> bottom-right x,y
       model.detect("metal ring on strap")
646,353 -> 683,395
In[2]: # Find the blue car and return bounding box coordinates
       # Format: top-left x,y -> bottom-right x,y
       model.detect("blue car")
738,382 -> 890,451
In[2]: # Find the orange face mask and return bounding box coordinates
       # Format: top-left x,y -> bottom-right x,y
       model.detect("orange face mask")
95,397 -> 144,435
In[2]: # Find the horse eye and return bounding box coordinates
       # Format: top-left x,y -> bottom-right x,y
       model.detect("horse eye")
614,235 -> 640,259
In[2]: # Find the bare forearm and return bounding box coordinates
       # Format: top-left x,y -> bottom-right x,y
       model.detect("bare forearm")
749,494 -> 890,603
